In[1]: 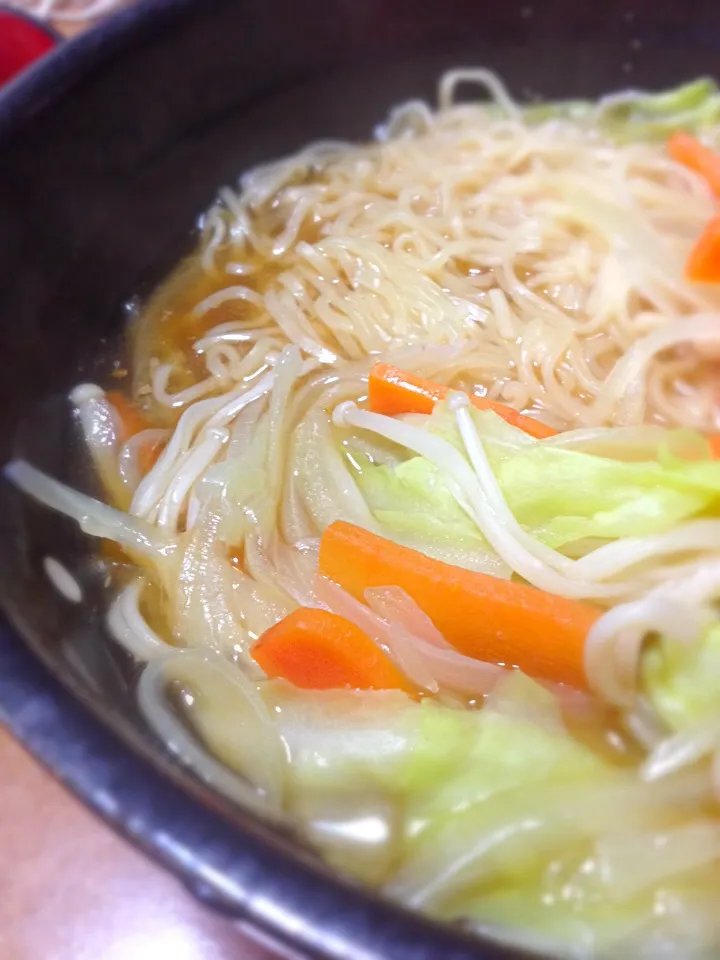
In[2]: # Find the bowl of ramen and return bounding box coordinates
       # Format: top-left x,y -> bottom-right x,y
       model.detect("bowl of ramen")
2,0 -> 720,957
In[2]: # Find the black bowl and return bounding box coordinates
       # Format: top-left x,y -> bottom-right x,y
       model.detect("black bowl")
0,1 -> 718,957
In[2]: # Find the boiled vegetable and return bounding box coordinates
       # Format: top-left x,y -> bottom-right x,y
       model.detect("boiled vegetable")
319,521 -> 599,689
667,132 -> 720,197
594,78 -> 720,142
685,215 -> 720,284
272,676 -> 602,814
368,362 -> 557,439
350,403 -> 720,550
643,622 -> 720,731
107,390 -> 149,441
347,451 -> 508,576
525,79 -> 720,144
252,606 -> 412,692
107,390 -> 162,477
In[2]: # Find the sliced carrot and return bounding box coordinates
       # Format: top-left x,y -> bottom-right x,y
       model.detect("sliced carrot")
106,390 -> 162,476
709,435 -> 720,458
106,390 -> 149,442
668,136 -> 720,281
368,362 -> 557,440
668,132 -> 720,197
685,215 -> 720,284
319,521 -> 599,691
252,606 -> 412,692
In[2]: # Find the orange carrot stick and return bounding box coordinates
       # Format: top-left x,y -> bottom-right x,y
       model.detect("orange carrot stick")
668,132 -> 720,197
685,215 -> 720,283
319,521 -> 599,690
252,606 -> 412,692
709,435 -> 720,459
368,362 -> 557,440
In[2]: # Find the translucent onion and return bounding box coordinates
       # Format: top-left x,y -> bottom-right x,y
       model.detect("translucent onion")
137,652 -> 285,814
70,383 -> 128,505
106,579 -> 171,662
312,574 -> 439,693
4,460 -> 173,558
172,507 -> 250,659
363,585 -> 449,649
365,586 -> 505,696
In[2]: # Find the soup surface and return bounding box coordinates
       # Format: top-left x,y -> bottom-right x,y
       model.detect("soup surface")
8,70 -> 720,958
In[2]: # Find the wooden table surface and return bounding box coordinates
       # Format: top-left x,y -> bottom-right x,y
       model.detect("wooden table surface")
0,726 -> 281,960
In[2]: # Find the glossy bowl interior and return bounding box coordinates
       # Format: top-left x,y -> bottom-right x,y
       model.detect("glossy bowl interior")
0,1 -> 718,957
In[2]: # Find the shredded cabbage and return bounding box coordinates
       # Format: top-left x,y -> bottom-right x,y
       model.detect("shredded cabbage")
273,687 -> 465,795
525,78 -> 720,143
349,405 -> 720,554
348,453 -> 509,576
594,78 -> 720,142
264,678 -> 610,896
643,623 -> 720,731
265,676 -> 712,953
270,674 -> 604,836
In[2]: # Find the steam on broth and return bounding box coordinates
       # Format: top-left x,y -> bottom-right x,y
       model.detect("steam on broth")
8,70 -> 720,958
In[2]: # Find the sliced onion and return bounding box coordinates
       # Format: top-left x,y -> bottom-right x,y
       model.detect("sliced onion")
314,576 -> 505,697
137,652 -> 284,814
70,382 -> 121,484
172,507 -> 250,659
364,585 -> 450,649
4,460 -> 172,558
106,579 -> 171,662
313,575 -> 438,693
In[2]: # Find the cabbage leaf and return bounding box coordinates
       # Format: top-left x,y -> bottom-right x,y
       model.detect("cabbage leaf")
524,77 -> 720,143
347,404 -> 720,553
643,622 -> 720,731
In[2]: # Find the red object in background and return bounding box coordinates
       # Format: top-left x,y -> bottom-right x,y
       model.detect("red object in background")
0,8 -> 58,87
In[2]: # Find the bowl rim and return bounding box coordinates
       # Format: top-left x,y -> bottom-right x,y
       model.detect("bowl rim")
0,2 -> 518,958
